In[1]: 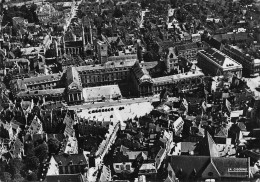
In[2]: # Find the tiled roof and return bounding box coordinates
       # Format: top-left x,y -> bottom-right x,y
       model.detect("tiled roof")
176,42 -> 198,51
99,165 -> 111,182
199,48 -> 242,69
140,61 -> 158,70
107,54 -> 137,62
125,151 -> 148,160
207,157 -> 249,178
53,153 -> 88,166
12,73 -> 62,86
17,88 -> 65,98
153,70 -> 204,84
170,155 -> 210,178
76,59 -> 137,72
46,174 -> 86,182
207,132 -> 220,157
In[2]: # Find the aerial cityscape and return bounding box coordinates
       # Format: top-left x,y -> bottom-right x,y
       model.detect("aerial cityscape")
1,0 -> 260,181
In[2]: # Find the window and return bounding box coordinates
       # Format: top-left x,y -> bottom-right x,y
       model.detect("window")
125,164 -> 131,170
169,170 -> 173,178
115,165 -> 119,169
208,172 -> 213,176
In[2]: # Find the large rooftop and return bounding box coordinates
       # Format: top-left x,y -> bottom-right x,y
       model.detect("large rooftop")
76,59 -> 137,72
15,73 -> 62,85
199,48 -> 242,70
152,70 -> 204,84
82,85 -> 122,102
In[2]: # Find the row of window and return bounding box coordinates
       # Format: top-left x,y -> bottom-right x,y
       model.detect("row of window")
59,165 -> 86,174
80,72 -> 128,84
68,93 -> 82,102
27,82 -> 57,91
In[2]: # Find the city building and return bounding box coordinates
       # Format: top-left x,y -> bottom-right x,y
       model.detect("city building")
175,42 -> 199,64
10,73 -> 63,95
97,41 -> 108,64
198,48 -> 243,78
222,45 -> 260,77
47,153 -> 89,176
152,70 -> 204,95
76,59 -> 136,88
165,47 -> 179,74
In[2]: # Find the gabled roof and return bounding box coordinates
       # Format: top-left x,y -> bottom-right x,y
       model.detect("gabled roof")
66,67 -> 82,91
155,148 -> 166,168
215,127 -> 228,138
207,132 -> 219,157
99,165 -> 111,182
125,151 -> 148,160
120,145 -> 130,155
117,38 -> 125,46
202,157 -> 249,179
170,155 -> 210,179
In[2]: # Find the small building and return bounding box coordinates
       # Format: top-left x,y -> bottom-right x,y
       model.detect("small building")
46,153 -> 89,176
198,48 -> 243,78
12,17 -> 28,28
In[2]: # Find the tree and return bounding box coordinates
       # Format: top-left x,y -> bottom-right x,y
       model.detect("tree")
143,51 -> 154,62
8,158 -> 24,177
34,142 -> 48,162
25,155 -> 40,171
0,172 -> 12,182
48,138 -> 61,155
27,171 -> 38,181
113,7 -> 123,18
13,174 -> 24,182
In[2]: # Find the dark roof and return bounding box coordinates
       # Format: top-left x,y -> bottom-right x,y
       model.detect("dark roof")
169,155 -> 210,179
140,61 -> 158,70
237,122 -> 247,131
205,37 -> 221,50
65,41 -> 83,47
176,42 -> 198,52
200,48 -> 225,66
17,88 -> 65,98
46,173 -> 86,182
53,153 -> 88,166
